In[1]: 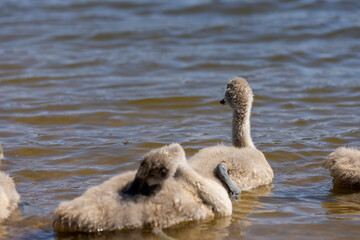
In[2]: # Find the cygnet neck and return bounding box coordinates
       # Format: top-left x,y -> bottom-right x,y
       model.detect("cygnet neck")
232,102 -> 255,148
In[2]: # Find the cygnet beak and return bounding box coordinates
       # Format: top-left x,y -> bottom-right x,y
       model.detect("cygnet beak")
220,98 -> 226,105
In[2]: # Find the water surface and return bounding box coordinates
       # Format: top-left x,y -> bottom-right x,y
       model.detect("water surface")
1,0 -> 360,239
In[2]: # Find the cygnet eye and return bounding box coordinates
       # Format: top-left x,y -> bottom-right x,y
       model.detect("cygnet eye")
160,167 -> 168,177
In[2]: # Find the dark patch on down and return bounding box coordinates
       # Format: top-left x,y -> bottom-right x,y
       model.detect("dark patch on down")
121,177 -> 161,197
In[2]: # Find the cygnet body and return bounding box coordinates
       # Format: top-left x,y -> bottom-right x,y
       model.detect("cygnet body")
0,144 -> 20,221
53,143 -> 231,232
189,77 -> 273,192
325,147 -> 360,188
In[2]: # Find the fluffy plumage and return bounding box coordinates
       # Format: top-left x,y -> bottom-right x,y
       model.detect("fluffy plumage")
189,77 -> 273,191
0,144 -> 20,221
325,147 -> 360,188
53,144 -> 232,232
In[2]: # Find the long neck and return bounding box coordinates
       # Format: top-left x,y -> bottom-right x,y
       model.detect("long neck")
232,103 -> 255,148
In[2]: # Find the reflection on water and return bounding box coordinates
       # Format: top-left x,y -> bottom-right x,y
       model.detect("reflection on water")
1,0 -> 360,239
324,189 -> 360,218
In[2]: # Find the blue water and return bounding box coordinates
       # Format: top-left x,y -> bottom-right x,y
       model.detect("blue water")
0,0 -> 360,239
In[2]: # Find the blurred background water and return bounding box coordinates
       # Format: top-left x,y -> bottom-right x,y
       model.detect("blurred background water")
0,0 -> 360,239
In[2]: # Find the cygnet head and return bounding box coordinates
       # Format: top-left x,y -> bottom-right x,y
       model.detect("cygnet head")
136,143 -> 186,186
123,143 -> 186,196
220,77 -> 253,109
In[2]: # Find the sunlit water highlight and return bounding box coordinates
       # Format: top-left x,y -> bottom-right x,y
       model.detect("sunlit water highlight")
0,0 -> 360,239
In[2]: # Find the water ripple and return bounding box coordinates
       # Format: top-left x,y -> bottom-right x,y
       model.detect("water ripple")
1,0 -> 360,239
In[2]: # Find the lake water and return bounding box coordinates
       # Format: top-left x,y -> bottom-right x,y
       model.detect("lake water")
1,0 -> 360,239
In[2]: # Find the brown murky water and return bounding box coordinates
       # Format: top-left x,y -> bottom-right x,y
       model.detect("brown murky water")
1,1 -> 360,239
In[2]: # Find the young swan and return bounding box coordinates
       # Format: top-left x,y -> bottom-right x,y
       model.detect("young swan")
53,143 -> 232,232
189,77 -> 274,195
0,144 -> 20,221
325,147 -> 360,188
